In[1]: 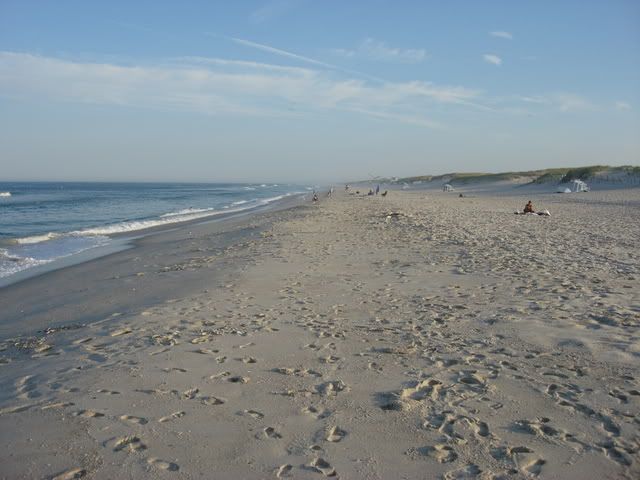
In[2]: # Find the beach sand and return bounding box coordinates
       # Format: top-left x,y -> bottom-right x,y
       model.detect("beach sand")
1,187 -> 639,479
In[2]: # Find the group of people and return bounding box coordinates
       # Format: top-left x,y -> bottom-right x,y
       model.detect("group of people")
346,184 -> 387,197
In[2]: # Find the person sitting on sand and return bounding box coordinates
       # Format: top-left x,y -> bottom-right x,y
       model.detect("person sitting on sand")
515,200 -> 551,216
523,200 -> 534,213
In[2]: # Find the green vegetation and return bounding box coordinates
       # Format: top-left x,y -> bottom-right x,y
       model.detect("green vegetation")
559,165 -> 607,182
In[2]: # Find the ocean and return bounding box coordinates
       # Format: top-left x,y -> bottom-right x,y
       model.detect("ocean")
0,182 -> 309,281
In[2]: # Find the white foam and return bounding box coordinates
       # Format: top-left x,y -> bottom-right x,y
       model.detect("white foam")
160,207 -> 215,218
0,192 -> 11,197
11,192 -> 301,246
15,232 -> 61,244
0,256 -> 48,278
73,211 -> 225,236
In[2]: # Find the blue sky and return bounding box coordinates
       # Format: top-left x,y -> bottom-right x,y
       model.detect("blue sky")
1,0 -> 638,182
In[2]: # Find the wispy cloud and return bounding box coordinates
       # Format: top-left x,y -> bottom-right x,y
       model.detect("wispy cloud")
220,35 -> 384,82
615,101 -> 632,110
483,54 -> 502,66
226,36 -> 336,69
552,93 -> 594,112
490,31 -> 513,40
0,51 -> 480,127
330,38 -> 427,63
516,93 -> 595,112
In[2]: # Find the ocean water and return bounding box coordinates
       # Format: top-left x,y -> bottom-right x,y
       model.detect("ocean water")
0,182 -> 309,280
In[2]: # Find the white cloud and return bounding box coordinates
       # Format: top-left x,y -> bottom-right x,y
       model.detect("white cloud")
483,54 -> 502,66
226,36 -> 336,69
357,38 -> 427,63
516,93 -> 595,112
0,52 -> 479,127
490,31 -> 513,40
615,101 -> 632,110
330,38 -> 426,63
552,93 -> 594,112
222,35 -> 385,83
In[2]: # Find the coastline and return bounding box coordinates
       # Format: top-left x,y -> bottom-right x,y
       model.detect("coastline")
0,193 -> 307,338
0,188 -> 638,479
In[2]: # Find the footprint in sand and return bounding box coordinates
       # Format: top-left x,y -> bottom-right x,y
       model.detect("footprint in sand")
110,328 -> 132,337
320,355 -> 340,364
193,348 -> 219,355
303,406 -> 331,419
182,388 -> 199,399
263,427 -> 282,439
368,361 -> 383,372
113,436 -> 146,452
443,463 -> 482,479
41,402 -> 74,410
161,367 -> 187,373
159,411 -> 186,423
75,410 -> 105,418
276,464 -> 293,478
228,376 -> 250,384
326,426 -> 346,442
309,458 -> 336,476
52,467 -> 87,479
315,380 -> 347,396
241,409 -> 264,419
599,439 -> 632,466
415,444 -> 458,463
120,415 -> 148,425
522,458 -> 546,476
147,457 -> 179,472
273,367 -> 321,378
201,396 -> 225,405
97,389 -> 121,395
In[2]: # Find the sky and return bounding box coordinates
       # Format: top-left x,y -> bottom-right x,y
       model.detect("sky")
0,0 -> 639,183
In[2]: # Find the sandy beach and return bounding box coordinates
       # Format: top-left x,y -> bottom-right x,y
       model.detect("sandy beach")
1,187 -> 639,480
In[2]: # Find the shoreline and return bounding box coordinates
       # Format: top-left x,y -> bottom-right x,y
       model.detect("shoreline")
0,183 -> 309,289
0,188 -> 638,479
0,192 -> 306,289
0,193 -> 307,339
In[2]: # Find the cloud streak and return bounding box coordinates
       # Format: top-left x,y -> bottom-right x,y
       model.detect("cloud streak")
483,54 -> 502,66
0,52 -> 480,127
220,35 -> 384,82
332,38 -> 427,63
226,36 -> 335,69
615,101 -> 631,111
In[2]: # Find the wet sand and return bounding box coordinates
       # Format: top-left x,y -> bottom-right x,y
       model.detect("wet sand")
1,187 -> 638,479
